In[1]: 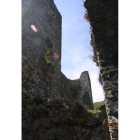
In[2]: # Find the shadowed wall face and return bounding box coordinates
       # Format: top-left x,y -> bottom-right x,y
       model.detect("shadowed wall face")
61,71 -> 94,110
84,0 -> 118,139
22,0 -> 62,99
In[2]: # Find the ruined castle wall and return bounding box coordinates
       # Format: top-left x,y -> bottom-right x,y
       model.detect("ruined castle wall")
61,73 -> 71,99
22,0 -> 94,111
84,0 -> 118,139
79,71 -> 94,109
22,0 -> 62,99
61,71 -> 94,110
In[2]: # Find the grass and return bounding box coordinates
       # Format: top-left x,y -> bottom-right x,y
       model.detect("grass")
93,101 -> 105,110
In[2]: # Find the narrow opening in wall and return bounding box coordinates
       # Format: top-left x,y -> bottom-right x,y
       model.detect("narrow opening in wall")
54,0 -> 105,103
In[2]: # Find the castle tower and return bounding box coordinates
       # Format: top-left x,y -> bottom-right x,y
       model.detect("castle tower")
22,0 -> 62,99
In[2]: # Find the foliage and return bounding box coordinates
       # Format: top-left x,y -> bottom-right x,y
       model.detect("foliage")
84,10 -> 89,22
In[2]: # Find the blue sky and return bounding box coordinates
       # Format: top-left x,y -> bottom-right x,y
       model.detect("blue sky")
54,0 -> 105,102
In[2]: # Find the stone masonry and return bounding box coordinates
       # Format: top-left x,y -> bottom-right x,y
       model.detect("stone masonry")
84,0 -> 118,139
22,0 -> 62,99
61,71 -> 94,110
22,0 -> 93,110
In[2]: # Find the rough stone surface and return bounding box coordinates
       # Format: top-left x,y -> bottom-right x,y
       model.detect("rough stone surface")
84,0 -> 118,139
61,71 -> 94,110
22,0 -> 93,110
22,98 -> 110,140
22,0 -> 100,139
22,0 -> 62,99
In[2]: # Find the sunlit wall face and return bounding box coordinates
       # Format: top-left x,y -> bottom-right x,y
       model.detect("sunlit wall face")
54,0 -> 105,102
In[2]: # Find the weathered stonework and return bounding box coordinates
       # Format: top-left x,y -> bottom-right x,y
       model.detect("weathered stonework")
22,0 -> 93,110
22,0 -> 115,139
61,71 -> 94,110
84,0 -> 118,139
22,0 -> 62,99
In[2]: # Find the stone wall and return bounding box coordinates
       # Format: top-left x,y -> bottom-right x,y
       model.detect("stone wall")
61,71 -> 94,110
22,0 -> 93,110
22,0 -> 62,99
84,0 -> 118,139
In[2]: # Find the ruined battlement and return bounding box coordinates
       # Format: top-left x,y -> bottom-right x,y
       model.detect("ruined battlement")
61,71 -> 93,109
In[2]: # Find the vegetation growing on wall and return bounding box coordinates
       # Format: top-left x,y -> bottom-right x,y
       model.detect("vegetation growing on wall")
22,98 -> 110,140
83,10 -> 89,22
44,37 -> 55,67
22,39 -> 56,99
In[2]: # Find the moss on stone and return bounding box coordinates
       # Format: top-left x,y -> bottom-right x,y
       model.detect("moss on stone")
45,37 -> 53,48
23,97 -> 110,140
